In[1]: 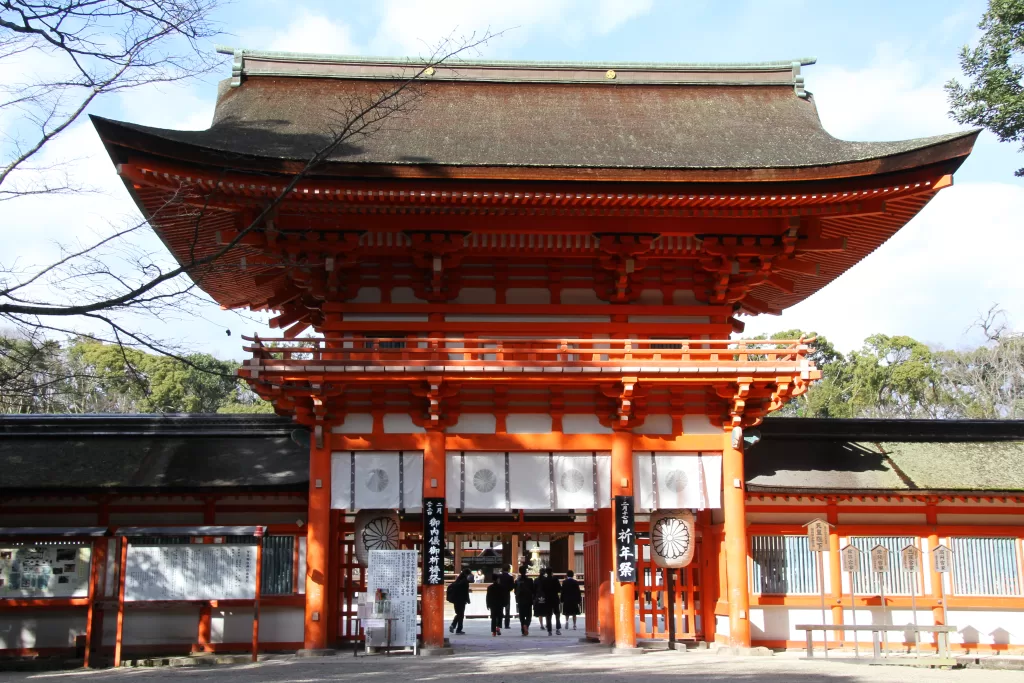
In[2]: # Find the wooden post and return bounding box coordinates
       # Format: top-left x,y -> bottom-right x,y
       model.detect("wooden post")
83,537 -> 106,668
722,428 -> 751,647
611,428 -> 636,649
511,534 -> 520,573
827,505 -> 844,645
926,503 -> 944,651
596,507 -> 616,645
197,604 -> 212,653
422,427 -> 447,649
113,537 -> 128,668
252,537 -> 263,662
303,426 -> 332,651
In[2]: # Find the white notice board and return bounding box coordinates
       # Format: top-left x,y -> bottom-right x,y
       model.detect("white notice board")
125,544 -> 257,601
0,545 -> 92,598
367,549 -> 418,648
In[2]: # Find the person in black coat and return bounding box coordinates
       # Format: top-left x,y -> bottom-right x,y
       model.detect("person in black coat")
539,567 -> 562,635
513,565 -> 535,635
499,564 -> 516,629
447,569 -> 471,635
560,569 -> 582,630
485,571 -> 505,636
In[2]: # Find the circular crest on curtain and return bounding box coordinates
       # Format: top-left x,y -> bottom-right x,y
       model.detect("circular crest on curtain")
649,509 -> 696,569
354,509 -> 401,566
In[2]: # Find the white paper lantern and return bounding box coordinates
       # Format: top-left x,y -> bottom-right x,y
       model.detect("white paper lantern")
649,509 -> 696,568
354,509 -> 400,566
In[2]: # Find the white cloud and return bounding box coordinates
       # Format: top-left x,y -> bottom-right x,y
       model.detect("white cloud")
809,43 -> 968,142
593,0 -> 655,35
741,182 -> 1024,353
268,10 -> 359,55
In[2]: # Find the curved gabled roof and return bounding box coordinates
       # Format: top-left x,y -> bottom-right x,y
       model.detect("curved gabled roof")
92,51 -> 977,182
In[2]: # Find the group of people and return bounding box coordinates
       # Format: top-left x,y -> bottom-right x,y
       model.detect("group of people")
448,564 -> 582,637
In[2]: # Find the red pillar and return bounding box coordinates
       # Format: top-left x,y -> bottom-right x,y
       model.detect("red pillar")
722,428 -> 751,647
303,428 -> 332,651
83,537 -> 106,668
422,428 -> 447,649
611,428 -> 636,649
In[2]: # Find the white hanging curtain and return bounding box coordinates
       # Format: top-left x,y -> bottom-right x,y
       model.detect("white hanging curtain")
507,453 -> 551,510
462,451 -> 508,511
330,451 -> 424,511
634,452 -> 723,510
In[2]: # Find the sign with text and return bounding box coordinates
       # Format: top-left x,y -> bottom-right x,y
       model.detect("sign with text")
125,543 -> 256,601
0,545 -> 92,598
422,498 -> 446,586
841,545 -> 861,574
614,495 -> 636,583
367,549 -> 418,648
932,544 -> 952,573
870,545 -> 890,574
805,519 -> 830,552
901,544 -> 921,573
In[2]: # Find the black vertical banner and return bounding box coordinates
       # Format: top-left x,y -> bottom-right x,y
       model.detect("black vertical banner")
614,495 -> 636,583
423,497 -> 446,585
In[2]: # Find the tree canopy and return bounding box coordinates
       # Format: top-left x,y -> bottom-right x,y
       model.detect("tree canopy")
946,0 -> 1024,176
0,334 -> 271,414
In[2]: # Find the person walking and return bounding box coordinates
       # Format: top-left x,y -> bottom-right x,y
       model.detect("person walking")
539,567 -> 562,635
514,565 -> 535,635
447,568 -> 471,635
500,564 -> 516,629
532,567 -> 552,633
561,569 -> 582,630
486,572 -> 505,636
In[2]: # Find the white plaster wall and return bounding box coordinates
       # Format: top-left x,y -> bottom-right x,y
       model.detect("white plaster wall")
634,414 -> 672,435
506,288 -> 550,304
392,287 -> 426,303
716,615 -> 730,638
506,414 -> 552,433
683,415 -> 719,434
446,314 -> 610,323
751,607 -> 834,642
627,316 -> 710,323
0,611 -> 86,649
672,290 -> 701,305
838,513 -> 928,525
562,414 -> 612,434
383,414 -> 424,433
343,314 -> 428,322
938,514 -> 1024,526
107,608 -> 198,645
212,607 -> 303,645
350,287 -> 382,303
452,288 -> 496,304
948,609 -> 1024,647
560,288 -> 603,305
451,414 -> 497,434
636,290 -> 663,305
332,413 -> 374,434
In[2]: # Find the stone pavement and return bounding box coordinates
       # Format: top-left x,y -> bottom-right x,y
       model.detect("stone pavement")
3,619 -> 1023,683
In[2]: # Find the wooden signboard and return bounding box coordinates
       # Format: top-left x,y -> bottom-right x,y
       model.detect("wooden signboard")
124,543 -> 257,601
932,544 -> 952,573
870,545 -> 890,574
901,545 -> 921,573
614,495 -> 637,583
422,498 -> 445,586
0,545 -> 91,598
805,519 -> 829,552
367,549 -> 418,648
841,545 -> 861,574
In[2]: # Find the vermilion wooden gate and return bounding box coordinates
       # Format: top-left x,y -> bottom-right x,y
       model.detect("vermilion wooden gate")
583,538 -> 601,641
635,536 -> 702,641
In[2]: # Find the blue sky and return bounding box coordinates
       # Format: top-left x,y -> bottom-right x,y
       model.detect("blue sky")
8,0 -> 1023,359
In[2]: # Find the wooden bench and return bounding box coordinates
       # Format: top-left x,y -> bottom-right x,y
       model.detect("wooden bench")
796,624 -> 958,660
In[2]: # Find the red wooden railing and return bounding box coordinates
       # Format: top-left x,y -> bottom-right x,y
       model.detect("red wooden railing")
242,336 -> 815,371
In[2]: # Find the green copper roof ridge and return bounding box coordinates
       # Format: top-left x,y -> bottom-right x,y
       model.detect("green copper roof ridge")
213,46 -> 816,71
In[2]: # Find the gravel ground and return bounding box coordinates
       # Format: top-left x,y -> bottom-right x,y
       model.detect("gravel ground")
2,619 -> 1019,683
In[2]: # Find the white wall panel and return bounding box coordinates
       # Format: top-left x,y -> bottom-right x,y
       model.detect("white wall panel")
331,453 -> 352,510
332,413 -> 373,434
383,414 -> 423,433
353,453 -> 402,509
506,288 -> 550,304
450,414 -> 496,433
634,414 -> 672,435
0,611 -> 86,649
350,287 -> 381,303
563,414 -> 612,434
634,453 -> 722,510
452,288 -> 496,304
509,454 -> 551,509
506,414 -> 552,433
683,415 -> 719,434
560,288 -> 603,305
391,287 -> 426,303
